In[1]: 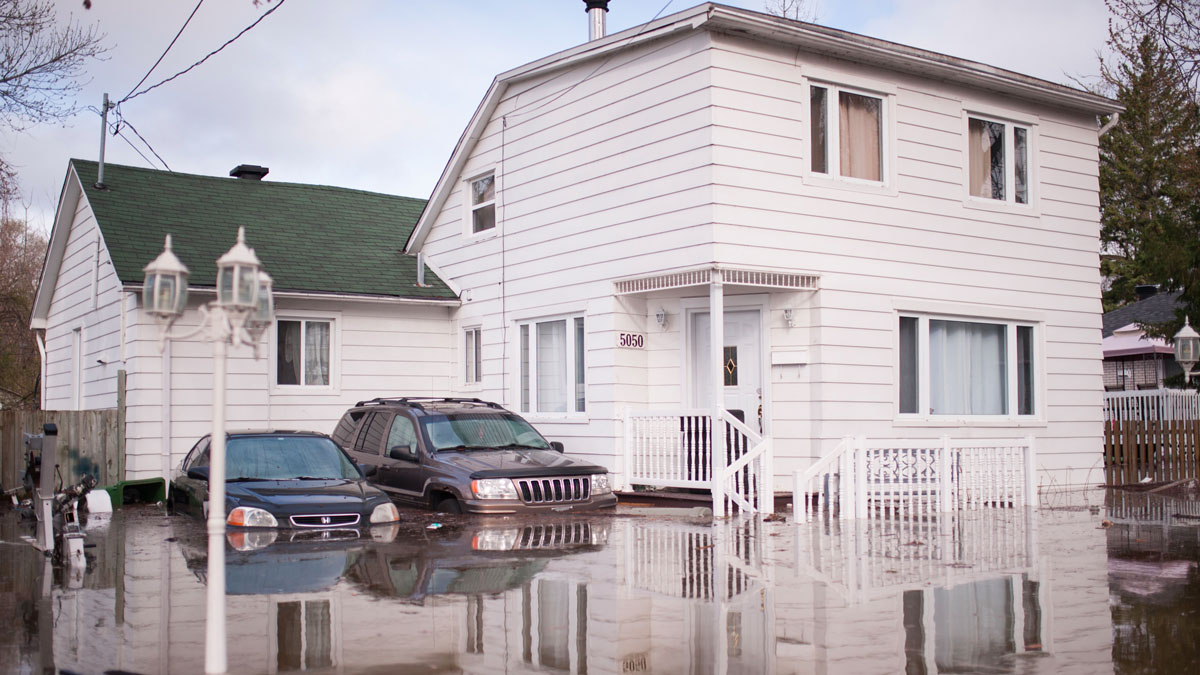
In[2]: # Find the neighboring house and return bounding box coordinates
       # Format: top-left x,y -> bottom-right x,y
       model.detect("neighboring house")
1101,287 -> 1185,390
30,159 -> 458,487
408,2 -> 1121,494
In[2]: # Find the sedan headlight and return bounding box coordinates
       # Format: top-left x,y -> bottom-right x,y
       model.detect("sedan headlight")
471,478 -> 519,500
591,473 -> 612,495
370,502 -> 400,524
227,506 -> 278,528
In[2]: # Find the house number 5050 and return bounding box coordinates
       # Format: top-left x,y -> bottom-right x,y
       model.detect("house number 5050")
618,332 -> 645,349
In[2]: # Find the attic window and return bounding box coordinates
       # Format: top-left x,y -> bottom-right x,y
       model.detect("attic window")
469,172 -> 496,234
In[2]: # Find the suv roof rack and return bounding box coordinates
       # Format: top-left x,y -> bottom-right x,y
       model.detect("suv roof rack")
352,397 -> 507,411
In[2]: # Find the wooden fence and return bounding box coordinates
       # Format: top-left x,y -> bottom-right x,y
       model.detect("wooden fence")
1104,389 -> 1200,485
0,409 -> 124,493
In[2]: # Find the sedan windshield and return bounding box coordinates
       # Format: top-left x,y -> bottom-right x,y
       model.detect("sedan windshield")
225,436 -> 360,480
421,413 -> 550,451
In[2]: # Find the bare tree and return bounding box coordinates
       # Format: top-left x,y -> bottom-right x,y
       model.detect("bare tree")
0,217 -> 46,407
1106,0 -> 1200,95
0,0 -> 107,201
765,0 -> 819,23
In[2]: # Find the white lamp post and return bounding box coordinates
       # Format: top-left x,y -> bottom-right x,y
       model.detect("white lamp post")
1174,316 -> 1200,383
143,227 -> 272,675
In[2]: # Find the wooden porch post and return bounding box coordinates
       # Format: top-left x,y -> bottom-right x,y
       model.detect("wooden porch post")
710,270 -> 726,517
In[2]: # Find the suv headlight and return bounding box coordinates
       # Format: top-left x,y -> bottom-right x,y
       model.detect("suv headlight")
472,478 -> 519,500
227,506 -> 278,528
370,502 -> 400,523
473,528 -> 520,551
591,473 -> 612,495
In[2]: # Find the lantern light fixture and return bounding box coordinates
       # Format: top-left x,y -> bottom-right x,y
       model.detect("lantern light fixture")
1174,316 -> 1200,382
142,234 -> 190,320
215,226 -> 262,311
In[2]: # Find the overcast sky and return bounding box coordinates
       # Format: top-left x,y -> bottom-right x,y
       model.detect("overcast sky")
4,0 -> 1111,234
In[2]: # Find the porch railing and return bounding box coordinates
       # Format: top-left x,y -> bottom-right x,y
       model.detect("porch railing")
624,409 -> 774,516
794,436 -> 1036,522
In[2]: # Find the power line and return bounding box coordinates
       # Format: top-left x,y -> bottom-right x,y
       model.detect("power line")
120,0 -> 287,104
114,114 -> 172,171
122,0 -> 206,102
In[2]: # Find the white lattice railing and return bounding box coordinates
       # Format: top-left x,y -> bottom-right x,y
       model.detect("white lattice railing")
794,508 -> 1038,605
795,436 -> 1036,522
625,409 -> 775,516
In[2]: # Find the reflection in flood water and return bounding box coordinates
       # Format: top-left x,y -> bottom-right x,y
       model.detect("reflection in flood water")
1106,489 -> 1200,674
1,492 -> 1198,673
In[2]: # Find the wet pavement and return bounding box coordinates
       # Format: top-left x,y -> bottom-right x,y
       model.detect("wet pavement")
1,489 -> 1198,674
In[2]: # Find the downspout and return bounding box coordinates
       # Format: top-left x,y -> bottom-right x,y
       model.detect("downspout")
161,342 -> 172,490
35,332 -> 46,409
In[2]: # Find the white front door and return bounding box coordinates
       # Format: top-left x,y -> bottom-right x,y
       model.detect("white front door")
690,309 -> 762,432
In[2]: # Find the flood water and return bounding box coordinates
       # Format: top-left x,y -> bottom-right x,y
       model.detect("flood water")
1,489 -> 1198,674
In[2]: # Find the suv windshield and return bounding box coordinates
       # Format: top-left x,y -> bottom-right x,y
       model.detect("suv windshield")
420,413 -> 550,451
224,435 -> 361,480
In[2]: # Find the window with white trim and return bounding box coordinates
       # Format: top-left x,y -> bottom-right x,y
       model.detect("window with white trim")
468,171 -> 496,234
464,326 -> 481,384
809,83 -> 886,182
277,318 -> 332,386
968,116 -> 1030,204
899,315 -> 1036,417
519,315 -> 585,414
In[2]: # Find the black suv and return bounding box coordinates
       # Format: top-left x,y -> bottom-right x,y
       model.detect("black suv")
331,398 -> 617,514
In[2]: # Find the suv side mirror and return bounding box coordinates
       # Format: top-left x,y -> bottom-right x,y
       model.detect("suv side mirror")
550,441 -> 564,453
389,443 -> 418,461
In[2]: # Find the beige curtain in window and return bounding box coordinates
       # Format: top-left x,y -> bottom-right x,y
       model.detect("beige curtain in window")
839,92 -> 881,181
969,119 -> 992,198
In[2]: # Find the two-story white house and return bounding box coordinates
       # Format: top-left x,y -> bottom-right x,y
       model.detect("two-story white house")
408,2 -> 1120,509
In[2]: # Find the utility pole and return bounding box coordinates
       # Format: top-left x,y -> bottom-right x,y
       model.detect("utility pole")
96,93 -> 112,189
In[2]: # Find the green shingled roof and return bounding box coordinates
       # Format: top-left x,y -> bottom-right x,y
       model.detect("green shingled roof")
71,159 -> 456,301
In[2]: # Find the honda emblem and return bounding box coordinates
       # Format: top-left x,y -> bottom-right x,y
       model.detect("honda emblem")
321,516 -> 331,525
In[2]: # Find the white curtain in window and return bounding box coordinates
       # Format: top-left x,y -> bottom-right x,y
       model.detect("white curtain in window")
537,320 -> 567,412
929,320 -> 1006,415
305,321 -> 330,386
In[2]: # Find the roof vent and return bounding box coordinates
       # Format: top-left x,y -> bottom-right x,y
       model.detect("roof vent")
230,164 -> 269,180
584,0 -> 609,41
1135,284 -> 1159,301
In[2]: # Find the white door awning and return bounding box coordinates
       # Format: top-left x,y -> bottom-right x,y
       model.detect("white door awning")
613,264 -> 819,296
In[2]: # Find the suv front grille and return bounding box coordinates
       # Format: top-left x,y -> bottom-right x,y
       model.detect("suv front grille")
517,522 -> 592,549
514,476 -> 591,505
290,513 -> 361,528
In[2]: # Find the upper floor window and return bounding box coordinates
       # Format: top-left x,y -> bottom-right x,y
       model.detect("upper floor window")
469,172 -> 496,234
899,314 -> 1036,418
810,84 -> 884,182
968,116 -> 1030,205
277,318 -> 331,386
519,315 -> 585,415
